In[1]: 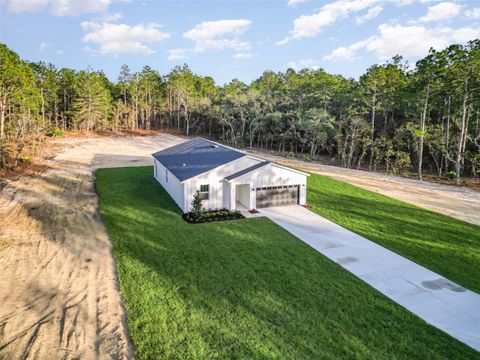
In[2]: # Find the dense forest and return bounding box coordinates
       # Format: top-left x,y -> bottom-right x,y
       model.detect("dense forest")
1,41 -> 479,183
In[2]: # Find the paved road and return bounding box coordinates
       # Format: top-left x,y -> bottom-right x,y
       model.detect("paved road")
261,205 -> 480,352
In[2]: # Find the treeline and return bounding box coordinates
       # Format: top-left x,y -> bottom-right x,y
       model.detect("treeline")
1,41 -> 479,183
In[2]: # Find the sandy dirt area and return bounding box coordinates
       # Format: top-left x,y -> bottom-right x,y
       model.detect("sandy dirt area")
0,134 -> 179,360
0,133 -> 478,359
247,149 -> 480,226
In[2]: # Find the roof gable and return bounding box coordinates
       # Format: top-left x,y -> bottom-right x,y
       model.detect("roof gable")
152,137 -> 246,181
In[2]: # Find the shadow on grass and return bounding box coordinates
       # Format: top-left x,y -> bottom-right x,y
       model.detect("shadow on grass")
96,166 -> 479,360
307,179 -> 480,293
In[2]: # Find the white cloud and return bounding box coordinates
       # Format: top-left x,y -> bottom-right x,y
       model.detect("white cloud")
167,49 -> 188,60
324,23 -> 480,61
7,0 -> 111,16
51,0 -> 111,16
323,45 -> 361,61
8,0 -> 49,12
39,42 -> 51,51
287,59 -> 319,70
419,2 -> 461,22
287,0 -> 308,7
234,52 -> 253,59
184,19 -> 251,52
56,49 -> 64,55
99,12 -> 123,22
81,21 -> 170,55
169,19 -> 253,60
278,0 -> 381,44
83,46 -> 98,56
465,8 -> 480,20
356,5 -> 383,24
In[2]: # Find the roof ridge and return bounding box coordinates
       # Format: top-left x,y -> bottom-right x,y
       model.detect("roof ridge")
197,137 -> 245,155
224,160 -> 270,181
152,137 -> 247,181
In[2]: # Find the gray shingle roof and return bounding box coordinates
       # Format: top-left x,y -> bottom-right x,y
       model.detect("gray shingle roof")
152,137 -> 246,181
224,161 -> 270,181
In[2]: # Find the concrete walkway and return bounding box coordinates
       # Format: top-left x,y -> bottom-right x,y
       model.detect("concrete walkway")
260,205 -> 480,352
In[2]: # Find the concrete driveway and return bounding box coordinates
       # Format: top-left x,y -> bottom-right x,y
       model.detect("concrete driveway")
260,205 -> 480,352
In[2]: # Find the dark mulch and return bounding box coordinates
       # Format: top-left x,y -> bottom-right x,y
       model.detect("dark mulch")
182,209 -> 244,224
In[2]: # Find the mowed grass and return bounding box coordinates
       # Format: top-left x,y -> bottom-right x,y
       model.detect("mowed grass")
307,174 -> 480,293
96,166 -> 477,360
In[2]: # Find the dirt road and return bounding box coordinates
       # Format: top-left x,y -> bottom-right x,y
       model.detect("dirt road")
247,149 -> 480,226
0,133 -> 478,359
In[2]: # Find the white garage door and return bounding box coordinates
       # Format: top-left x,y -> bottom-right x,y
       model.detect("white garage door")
256,185 -> 299,208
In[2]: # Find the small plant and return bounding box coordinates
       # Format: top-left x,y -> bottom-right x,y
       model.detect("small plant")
191,191 -> 203,219
285,151 -> 295,158
446,171 -> 457,181
49,127 -> 65,137
303,153 -> 313,162
21,156 -> 32,163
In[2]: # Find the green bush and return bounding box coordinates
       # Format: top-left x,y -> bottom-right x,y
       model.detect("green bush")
191,191 -> 203,218
392,151 -> 411,175
303,153 -> 313,161
184,207 -> 243,223
446,171 -> 457,181
21,156 -> 32,163
49,127 -> 65,137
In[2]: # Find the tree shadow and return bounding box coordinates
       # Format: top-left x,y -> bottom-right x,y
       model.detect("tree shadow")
307,186 -> 480,292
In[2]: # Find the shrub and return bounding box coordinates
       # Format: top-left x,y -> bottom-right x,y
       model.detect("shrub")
392,151 -> 411,175
191,191 -> 203,218
49,127 -> 65,137
446,171 -> 457,181
303,153 -> 313,162
21,156 -> 32,163
182,208 -> 244,224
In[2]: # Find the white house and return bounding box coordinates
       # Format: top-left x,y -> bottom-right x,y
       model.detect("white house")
152,137 -> 309,213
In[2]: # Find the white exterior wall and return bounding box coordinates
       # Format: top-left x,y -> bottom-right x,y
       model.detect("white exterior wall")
222,181 -> 231,209
183,156 -> 261,211
229,164 -> 308,209
236,184 -> 250,208
153,158 -> 186,212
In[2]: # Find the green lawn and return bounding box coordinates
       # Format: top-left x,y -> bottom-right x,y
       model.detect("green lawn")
96,166 -> 478,360
307,174 -> 480,293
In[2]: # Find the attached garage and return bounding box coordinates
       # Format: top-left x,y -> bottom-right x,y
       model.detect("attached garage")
256,185 -> 299,208
225,160 -> 308,211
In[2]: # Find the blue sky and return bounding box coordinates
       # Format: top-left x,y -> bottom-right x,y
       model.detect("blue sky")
1,0 -> 479,84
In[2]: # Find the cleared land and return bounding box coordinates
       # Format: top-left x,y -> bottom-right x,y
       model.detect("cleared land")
1,133 -> 479,359
0,134 -> 177,359
96,166 -> 478,359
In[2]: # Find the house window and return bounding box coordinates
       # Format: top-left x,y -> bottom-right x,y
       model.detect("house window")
199,184 -> 209,200
165,169 -> 168,183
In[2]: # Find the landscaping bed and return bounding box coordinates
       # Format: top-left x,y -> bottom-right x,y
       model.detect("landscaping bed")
182,209 -> 244,224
